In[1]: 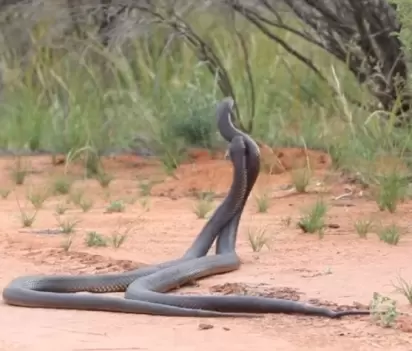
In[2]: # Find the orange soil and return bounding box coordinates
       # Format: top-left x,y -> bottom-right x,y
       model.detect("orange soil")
0,147 -> 411,351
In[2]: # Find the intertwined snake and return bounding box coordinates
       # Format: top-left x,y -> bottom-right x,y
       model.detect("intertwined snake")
2,97 -> 370,318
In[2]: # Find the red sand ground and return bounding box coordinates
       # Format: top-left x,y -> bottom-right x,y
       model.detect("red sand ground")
0,148 -> 411,351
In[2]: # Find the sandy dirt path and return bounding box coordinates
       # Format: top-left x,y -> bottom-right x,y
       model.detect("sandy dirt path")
0,153 -> 410,350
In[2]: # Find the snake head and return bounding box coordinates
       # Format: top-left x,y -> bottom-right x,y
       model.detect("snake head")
221,96 -> 234,109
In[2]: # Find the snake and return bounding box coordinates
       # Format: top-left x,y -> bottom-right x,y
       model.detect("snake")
2,97 -> 370,318
124,98 -> 370,318
1,98 -> 256,318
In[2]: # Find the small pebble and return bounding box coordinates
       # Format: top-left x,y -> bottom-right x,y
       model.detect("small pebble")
198,323 -> 214,330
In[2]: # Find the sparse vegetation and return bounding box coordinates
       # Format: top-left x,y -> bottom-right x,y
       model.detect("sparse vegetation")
0,188 -> 11,199
53,177 -> 73,196
247,226 -> 271,252
370,292 -> 399,328
78,198 -> 94,213
0,1 -> 407,192
96,172 -> 113,188
85,231 -> 108,247
26,188 -> 49,210
61,235 -> 75,252
10,158 -> 29,186
138,181 -> 153,197
393,276 -> 412,305
69,189 -> 93,212
18,209 -> 38,228
377,224 -> 401,245
16,197 -> 38,227
280,216 -> 292,227
375,172 -> 409,213
106,200 -> 126,213
56,216 -> 80,234
298,199 -> 327,237
254,193 -> 271,213
139,197 -> 151,212
55,203 -> 68,215
111,232 -> 128,248
354,219 -> 373,238
291,167 -> 312,193
193,198 -> 214,219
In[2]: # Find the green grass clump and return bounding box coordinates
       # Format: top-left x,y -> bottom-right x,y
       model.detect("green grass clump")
393,276 -> 412,305
106,200 -> 126,213
247,226 -> 271,252
0,5 -> 409,192
354,219 -> 373,238
298,199 -> 327,237
85,231 -> 108,247
255,193 -> 271,213
291,167 -> 312,193
193,198 -> 214,219
370,292 -> 399,328
375,172 -> 409,213
377,224 -> 401,245
53,177 -> 73,195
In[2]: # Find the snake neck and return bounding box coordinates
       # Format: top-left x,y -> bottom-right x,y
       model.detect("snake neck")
216,97 -> 260,158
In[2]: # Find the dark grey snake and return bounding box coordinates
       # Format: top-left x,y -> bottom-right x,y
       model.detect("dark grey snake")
2,97 -> 370,318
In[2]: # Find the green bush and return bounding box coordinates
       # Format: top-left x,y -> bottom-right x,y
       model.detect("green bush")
0,6 -> 410,183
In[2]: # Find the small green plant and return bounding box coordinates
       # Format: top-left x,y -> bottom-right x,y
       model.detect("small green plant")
83,150 -> 102,177
281,216 -> 292,227
110,220 -> 138,249
111,232 -> 128,248
138,181 -> 153,196
370,292 -> 399,328
95,172 -> 113,188
298,198 -> 327,237
139,197 -> 151,211
61,234 -> 74,252
193,198 -> 214,219
378,224 -> 401,245
254,193 -> 270,213
375,172 -> 408,213
79,198 -> 93,212
291,167 -> 311,193
53,177 -> 73,195
16,197 -> 37,227
11,157 -> 29,185
393,276 -> 412,305
57,216 -> 80,234
160,152 -> 182,176
354,219 -> 373,238
0,188 -> 11,199
106,200 -> 125,213
85,231 -> 108,247
55,202 -> 68,215
19,210 -> 38,227
26,188 -> 49,210
247,226 -> 270,252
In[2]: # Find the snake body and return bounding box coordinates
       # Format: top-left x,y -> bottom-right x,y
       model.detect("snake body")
2,121 -> 252,317
2,97 -> 370,318
124,98 -> 370,318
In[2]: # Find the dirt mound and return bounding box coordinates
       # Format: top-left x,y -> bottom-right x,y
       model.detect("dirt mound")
152,146 -> 332,197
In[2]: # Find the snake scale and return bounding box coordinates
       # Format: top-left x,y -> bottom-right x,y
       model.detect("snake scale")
2,97 -> 370,318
